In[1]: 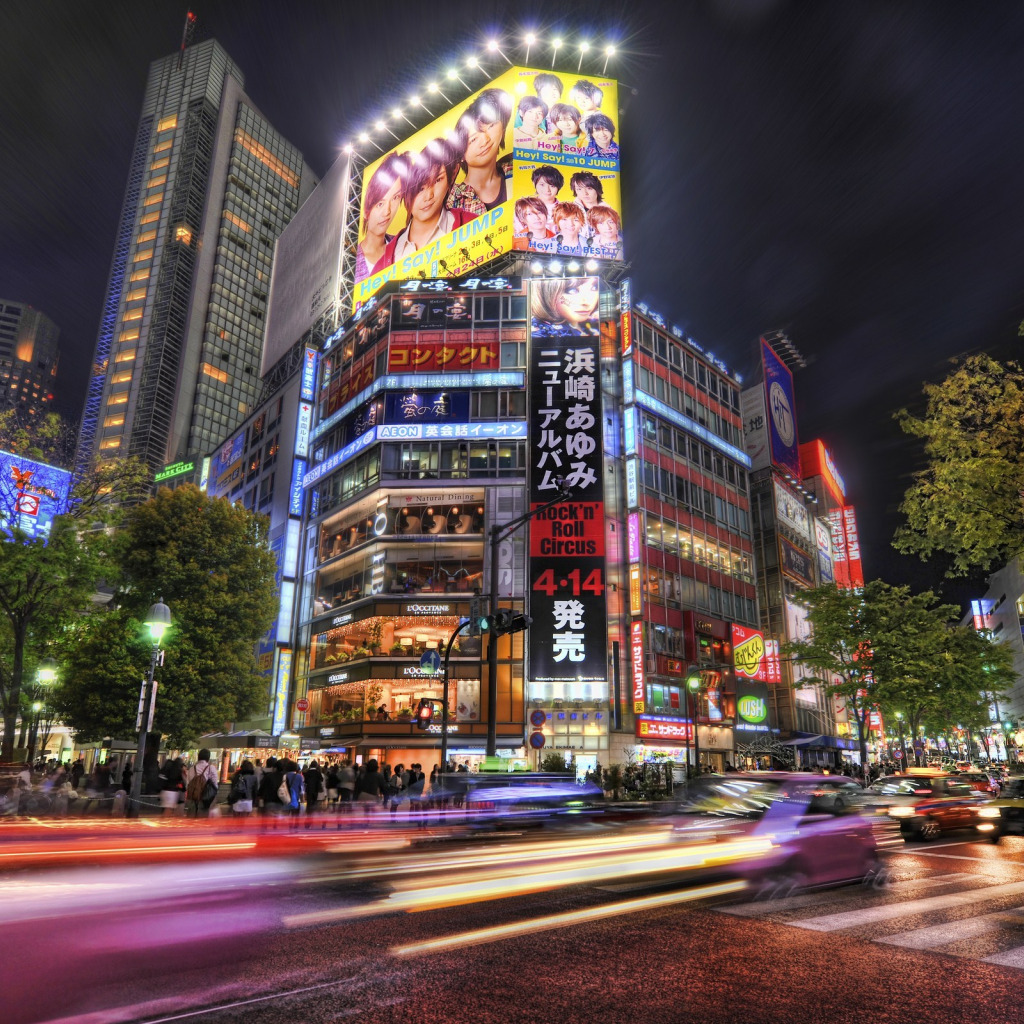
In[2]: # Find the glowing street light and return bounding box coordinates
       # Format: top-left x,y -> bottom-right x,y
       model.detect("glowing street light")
129,599 -> 171,815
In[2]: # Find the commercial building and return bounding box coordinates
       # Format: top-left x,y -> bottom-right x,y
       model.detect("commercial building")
76,38 -> 316,474
0,301 -> 59,418
741,340 -> 853,766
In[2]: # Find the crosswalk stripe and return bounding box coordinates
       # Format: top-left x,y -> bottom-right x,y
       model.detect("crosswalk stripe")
876,914 -> 1004,949
718,873 -> 977,919
792,880 -> 1024,932
982,944 -> 1024,968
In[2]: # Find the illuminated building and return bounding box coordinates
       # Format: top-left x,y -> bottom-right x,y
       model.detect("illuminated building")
741,346 -> 852,766
75,38 -> 316,475
0,301 -> 59,418
259,59 -> 764,773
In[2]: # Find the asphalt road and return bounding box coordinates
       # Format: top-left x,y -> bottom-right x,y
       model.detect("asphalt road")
8,825 -> 1024,1024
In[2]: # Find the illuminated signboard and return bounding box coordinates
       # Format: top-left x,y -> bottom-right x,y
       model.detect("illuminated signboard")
384,391 -> 470,424
842,505 -> 864,588
762,638 -> 783,685
634,390 -> 751,467
0,450 -> 72,542
154,459 -> 196,484
295,401 -> 313,459
289,458 -> 306,517
528,278 -> 608,684
271,648 -> 292,736
620,279 -> 632,356
375,421 -> 527,441
631,620 -> 645,712
300,347 -> 319,402
625,457 -> 638,507
735,681 -> 771,733
208,433 -> 245,498
815,518 -> 834,584
761,338 -> 800,479
779,535 -> 814,587
353,67 -> 622,311
799,439 -> 846,503
387,337 -> 500,374
636,716 -> 692,742
774,479 -> 810,541
731,624 -> 767,680
627,512 -> 641,562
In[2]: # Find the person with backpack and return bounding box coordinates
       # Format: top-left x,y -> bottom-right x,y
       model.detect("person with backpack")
184,749 -> 219,815
228,760 -> 258,816
281,759 -> 305,818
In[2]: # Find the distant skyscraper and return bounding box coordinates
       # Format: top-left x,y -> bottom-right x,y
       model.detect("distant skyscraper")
76,39 -> 316,473
0,301 -> 59,419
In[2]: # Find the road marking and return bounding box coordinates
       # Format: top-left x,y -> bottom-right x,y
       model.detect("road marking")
792,880 -> 1024,932
390,879 -> 747,957
719,874 -> 977,918
886,849 -> 1010,863
877,914 -> 1006,949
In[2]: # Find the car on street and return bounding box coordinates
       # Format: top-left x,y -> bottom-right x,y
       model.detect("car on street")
671,773 -> 880,895
956,771 -> 1000,795
976,777 -> 1024,842
863,774 -> 989,841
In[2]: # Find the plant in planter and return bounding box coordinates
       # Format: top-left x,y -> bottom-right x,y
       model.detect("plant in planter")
390,642 -> 407,655
333,650 -> 351,663
365,682 -> 384,710
397,707 -> 413,720
350,646 -> 371,659
366,621 -> 384,655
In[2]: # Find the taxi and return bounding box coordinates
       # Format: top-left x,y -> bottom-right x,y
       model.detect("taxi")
863,770 -> 989,842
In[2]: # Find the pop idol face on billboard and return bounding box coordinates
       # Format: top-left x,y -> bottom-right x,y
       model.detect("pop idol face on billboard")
354,68 -> 621,310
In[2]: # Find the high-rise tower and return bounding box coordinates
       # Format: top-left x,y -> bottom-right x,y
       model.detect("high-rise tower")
76,38 -> 316,473
0,301 -> 59,419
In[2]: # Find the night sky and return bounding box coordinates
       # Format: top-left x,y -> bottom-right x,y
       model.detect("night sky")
3,1 -> 1023,606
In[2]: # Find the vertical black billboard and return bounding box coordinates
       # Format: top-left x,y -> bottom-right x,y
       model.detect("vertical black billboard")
528,277 -> 607,683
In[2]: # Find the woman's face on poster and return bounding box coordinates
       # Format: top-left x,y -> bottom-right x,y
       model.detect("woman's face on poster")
556,278 -> 600,323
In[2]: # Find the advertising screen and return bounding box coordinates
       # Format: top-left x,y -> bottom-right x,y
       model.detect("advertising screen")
800,439 -> 846,504
527,277 -> 607,684
0,450 -> 72,541
761,338 -> 800,479
734,680 -> 771,733
354,67 -> 621,310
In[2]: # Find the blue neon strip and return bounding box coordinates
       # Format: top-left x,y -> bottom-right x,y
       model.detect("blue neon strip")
310,371 -> 525,443
634,390 -> 751,468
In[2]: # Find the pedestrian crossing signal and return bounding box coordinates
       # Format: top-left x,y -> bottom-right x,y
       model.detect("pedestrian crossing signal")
416,698 -> 435,730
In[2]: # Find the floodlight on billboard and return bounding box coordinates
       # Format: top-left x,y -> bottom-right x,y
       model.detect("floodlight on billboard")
353,67 -> 621,311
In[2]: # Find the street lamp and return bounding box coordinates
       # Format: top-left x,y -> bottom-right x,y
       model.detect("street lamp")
685,667 -> 702,781
895,712 -> 907,770
129,599 -> 171,815
26,658 -> 58,766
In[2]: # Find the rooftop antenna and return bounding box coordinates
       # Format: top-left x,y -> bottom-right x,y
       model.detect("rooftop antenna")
177,10 -> 197,70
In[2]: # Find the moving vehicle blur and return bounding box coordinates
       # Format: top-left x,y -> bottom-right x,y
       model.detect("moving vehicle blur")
977,777 -> 1024,842
863,774 -> 988,841
672,773 -> 879,895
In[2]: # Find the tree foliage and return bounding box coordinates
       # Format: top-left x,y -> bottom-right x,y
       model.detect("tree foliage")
54,485 -> 279,746
0,409 -> 77,467
894,354 -> 1024,576
785,581 -> 1016,767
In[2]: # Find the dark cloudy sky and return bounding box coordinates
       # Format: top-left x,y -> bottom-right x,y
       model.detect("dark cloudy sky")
3,1 -> 1023,604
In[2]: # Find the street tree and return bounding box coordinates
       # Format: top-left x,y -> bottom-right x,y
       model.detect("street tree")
894,354 -> 1024,576
0,452 -> 150,763
54,485 -> 279,746
782,582 -> 879,768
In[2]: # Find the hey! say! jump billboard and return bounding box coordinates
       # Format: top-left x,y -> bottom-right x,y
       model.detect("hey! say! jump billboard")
353,68 -> 621,310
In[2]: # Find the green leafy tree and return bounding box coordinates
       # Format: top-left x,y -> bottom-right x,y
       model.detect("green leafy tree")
0,445 -> 149,762
54,485 -> 279,745
782,582 -> 880,768
894,355 -> 1024,576
0,409 -> 77,467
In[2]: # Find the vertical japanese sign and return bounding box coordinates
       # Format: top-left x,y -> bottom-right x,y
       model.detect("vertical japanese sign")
842,504 -> 864,587
528,277 -> 607,684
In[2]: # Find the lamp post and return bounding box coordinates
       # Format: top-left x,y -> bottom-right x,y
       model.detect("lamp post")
26,658 -> 58,766
685,667 -> 702,781
129,599 -> 171,816
895,712 -> 907,770
485,480 -> 571,756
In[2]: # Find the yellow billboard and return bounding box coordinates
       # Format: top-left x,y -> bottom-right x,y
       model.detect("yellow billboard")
353,67 -> 621,310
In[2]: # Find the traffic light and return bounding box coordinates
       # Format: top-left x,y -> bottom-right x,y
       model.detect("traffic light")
468,597 -> 488,636
490,610 -> 532,637
415,698 -> 435,730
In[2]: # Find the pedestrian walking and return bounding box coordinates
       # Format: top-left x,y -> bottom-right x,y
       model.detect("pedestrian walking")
184,749 -> 219,816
